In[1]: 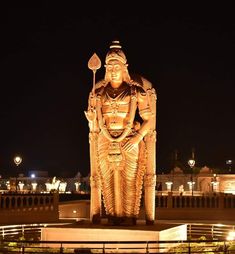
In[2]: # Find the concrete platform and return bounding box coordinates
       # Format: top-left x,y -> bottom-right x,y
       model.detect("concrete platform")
41,219 -> 187,253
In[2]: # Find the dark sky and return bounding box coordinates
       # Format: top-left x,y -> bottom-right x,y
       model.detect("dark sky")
0,3 -> 234,177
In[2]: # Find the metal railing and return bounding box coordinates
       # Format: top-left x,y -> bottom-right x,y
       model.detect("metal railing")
188,223 -> 235,240
0,222 -> 235,253
155,193 -> 235,209
0,223 -> 72,241
0,239 -> 235,253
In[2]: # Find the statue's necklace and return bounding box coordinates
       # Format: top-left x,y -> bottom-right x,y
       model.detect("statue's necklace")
107,83 -> 127,99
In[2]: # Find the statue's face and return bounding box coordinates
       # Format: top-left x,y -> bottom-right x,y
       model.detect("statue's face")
105,59 -> 124,86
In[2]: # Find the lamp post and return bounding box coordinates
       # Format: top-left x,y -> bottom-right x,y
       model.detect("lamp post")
13,155 -> 22,192
188,157 -> 195,196
226,159 -> 233,173
14,156 -> 22,166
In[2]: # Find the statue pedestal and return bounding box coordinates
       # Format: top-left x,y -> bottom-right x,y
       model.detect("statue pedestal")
41,220 -> 187,253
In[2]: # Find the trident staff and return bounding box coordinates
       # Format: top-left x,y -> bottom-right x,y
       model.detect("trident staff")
85,53 -> 102,223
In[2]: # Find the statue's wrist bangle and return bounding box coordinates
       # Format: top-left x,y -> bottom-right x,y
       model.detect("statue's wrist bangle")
136,132 -> 144,139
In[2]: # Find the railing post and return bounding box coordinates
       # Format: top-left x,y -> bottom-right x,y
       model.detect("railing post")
60,243 -> 63,253
9,197 -> 12,209
103,243 -> 105,253
223,241 -> 227,253
188,224 -> 192,239
2,196 -> 6,209
22,225 -> 25,238
219,193 -> 224,209
167,192 -> 173,208
188,241 -> 191,254
2,227 -> 5,239
21,245 -> 25,254
146,241 -> 149,253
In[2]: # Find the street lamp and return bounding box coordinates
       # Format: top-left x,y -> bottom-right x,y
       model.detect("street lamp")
226,159 -> 233,173
188,159 -> 195,169
188,157 -> 195,196
14,156 -> 22,166
13,155 -> 22,192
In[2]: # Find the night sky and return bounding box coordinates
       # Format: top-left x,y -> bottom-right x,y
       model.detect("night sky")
0,3 -> 234,177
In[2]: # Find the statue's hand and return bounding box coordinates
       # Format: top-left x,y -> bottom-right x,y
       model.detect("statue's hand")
84,109 -> 96,122
122,133 -> 143,152
89,93 -> 97,108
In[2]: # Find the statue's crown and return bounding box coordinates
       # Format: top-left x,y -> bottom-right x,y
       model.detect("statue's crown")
105,40 -> 127,64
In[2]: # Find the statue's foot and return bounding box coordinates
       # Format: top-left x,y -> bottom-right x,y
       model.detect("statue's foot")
132,217 -> 137,226
146,219 -> 154,225
121,217 -> 136,226
92,214 -> 101,224
113,217 -> 123,226
107,216 -> 137,226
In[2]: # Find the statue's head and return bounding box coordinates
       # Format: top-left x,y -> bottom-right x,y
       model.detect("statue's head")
105,40 -> 127,64
104,41 -> 131,83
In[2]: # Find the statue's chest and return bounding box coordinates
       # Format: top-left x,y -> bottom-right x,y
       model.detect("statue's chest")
101,88 -> 131,115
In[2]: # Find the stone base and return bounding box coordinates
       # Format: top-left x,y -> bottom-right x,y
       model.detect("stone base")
41,220 -> 187,253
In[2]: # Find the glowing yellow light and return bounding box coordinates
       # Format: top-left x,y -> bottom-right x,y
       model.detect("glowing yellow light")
188,159 -> 195,168
227,231 -> 235,241
14,156 -> 22,166
187,181 -> 195,186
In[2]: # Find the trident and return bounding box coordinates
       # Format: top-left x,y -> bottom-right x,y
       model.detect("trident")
88,53 -> 101,95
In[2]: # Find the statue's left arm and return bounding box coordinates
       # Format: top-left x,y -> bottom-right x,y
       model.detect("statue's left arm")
137,87 -> 156,135
122,86 -> 156,151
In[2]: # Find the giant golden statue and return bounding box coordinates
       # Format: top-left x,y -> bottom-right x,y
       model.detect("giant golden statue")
85,41 -> 157,225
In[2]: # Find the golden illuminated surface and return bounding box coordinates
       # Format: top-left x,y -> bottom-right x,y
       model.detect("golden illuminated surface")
85,41 -> 157,225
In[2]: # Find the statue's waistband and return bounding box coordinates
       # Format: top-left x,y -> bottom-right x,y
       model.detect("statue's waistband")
108,128 -> 135,138
108,129 -> 123,137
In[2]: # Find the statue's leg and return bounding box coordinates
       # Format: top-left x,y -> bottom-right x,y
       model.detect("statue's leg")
113,165 -> 123,217
122,144 -> 140,221
97,136 -> 115,220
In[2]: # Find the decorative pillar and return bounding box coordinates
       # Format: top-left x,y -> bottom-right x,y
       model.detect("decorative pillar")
31,182 -> 37,192
59,182 -> 67,193
165,181 -> 173,192
18,182 -> 24,192
45,183 -> 52,192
